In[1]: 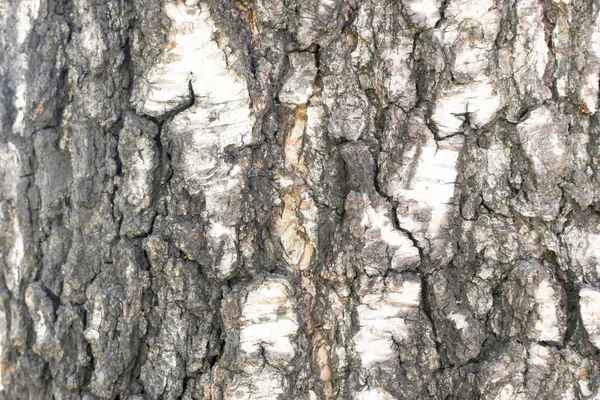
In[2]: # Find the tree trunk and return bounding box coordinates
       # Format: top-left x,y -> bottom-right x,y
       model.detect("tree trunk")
2,0 -> 600,398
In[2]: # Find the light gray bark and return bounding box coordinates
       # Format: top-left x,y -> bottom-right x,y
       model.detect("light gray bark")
2,0 -> 600,399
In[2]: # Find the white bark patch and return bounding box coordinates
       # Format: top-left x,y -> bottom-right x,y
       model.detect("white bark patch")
16,0 -> 40,45
240,279 -> 299,366
354,388 -> 397,400
439,0 -> 500,44
354,276 -> 421,368
391,127 -> 463,247
0,143 -> 21,204
360,198 -> 420,274
24,283 -> 55,355
230,279 -> 299,399
7,217 -> 24,294
431,0 -> 503,135
279,52 -> 317,104
552,13 -> 570,98
432,82 -> 502,136
403,0 -> 441,29
562,222 -> 600,283
448,311 -> 470,331
513,0 -> 551,101
452,41 -> 489,78
437,0 -> 500,75
588,11 -> 600,66
533,279 -> 561,343
578,381 -> 594,398
139,0 -> 254,150
140,2 -> 250,117
579,11 -> 600,113
580,71 -> 599,114
138,1 -> 255,279
579,287 -> 600,349
0,143 -> 23,294
527,343 -> 550,368
493,260 -> 566,344
517,106 -> 568,178
12,0 -> 41,136
83,294 -> 103,342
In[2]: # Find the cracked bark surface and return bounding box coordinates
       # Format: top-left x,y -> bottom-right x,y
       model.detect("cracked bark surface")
4,0 -> 600,398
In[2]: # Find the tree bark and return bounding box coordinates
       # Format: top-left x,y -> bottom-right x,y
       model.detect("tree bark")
2,0 -> 600,398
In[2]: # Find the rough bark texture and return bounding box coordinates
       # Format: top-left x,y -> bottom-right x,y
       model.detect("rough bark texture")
3,0 -> 600,398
